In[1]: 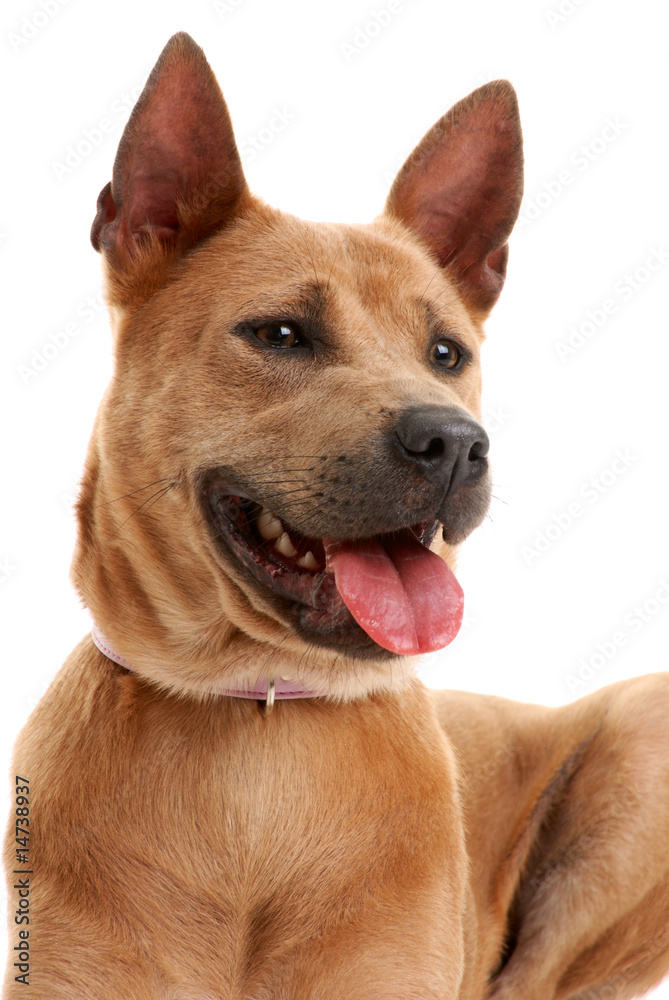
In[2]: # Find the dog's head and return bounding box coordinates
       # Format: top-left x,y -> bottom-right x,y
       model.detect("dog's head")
73,33 -> 523,699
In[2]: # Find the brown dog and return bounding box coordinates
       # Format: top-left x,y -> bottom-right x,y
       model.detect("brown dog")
4,32 -> 669,1000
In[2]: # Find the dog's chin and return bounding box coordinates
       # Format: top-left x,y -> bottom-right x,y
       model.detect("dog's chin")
201,482 -> 449,658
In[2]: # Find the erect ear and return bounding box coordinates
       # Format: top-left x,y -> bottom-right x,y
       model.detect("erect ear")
91,32 -> 248,260
385,80 -> 523,315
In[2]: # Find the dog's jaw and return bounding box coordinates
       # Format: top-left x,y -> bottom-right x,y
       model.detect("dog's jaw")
71,443 -> 425,704
71,450 -> 472,706
201,480 -> 457,656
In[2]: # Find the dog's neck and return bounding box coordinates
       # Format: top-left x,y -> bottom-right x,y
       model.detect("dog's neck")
91,626 -> 324,706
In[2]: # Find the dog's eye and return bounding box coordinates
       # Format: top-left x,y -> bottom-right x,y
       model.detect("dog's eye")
431,340 -> 461,369
255,322 -> 300,348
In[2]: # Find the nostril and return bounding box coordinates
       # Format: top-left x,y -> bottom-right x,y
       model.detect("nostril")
423,437 -> 446,461
400,435 -> 446,461
468,439 -> 489,462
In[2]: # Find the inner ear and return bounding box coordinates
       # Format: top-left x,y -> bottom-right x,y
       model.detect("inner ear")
385,80 -> 524,315
91,32 -> 249,261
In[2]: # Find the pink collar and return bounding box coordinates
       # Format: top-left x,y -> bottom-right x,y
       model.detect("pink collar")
91,627 -> 321,709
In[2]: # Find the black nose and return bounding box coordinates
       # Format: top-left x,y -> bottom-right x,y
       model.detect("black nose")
394,405 -> 489,493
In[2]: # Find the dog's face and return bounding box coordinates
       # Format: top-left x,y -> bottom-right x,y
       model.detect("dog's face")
74,33 -> 522,698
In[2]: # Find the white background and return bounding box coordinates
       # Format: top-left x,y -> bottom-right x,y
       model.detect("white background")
1,0 -> 668,993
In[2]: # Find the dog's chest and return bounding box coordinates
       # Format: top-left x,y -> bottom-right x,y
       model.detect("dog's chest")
27,666 -> 462,988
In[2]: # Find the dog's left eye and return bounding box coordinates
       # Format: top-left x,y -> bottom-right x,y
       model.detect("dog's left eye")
431,340 -> 461,369
255,322 -> 300,348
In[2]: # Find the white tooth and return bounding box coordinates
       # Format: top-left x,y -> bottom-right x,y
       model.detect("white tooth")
257,508 -> 283,541
275,532 -> 298,558
297,551 -> 319,570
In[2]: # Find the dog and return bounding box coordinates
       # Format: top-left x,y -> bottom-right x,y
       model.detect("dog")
4,31 -> 669,1000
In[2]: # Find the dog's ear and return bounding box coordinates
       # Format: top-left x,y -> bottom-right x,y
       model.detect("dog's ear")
385,81 -> 523,315
91,32 -> 248,261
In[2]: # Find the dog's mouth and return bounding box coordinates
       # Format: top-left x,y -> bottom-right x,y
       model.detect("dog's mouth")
204,483 -> 464,656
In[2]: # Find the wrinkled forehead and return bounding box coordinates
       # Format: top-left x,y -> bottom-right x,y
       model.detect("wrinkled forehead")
186,210 -> 481,342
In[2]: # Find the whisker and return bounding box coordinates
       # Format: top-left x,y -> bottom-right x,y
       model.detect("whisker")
250,486 -> 312,501
108,484 -> 175,539
305,238 -> 321,290
242,498 -> 318,533
249,466 -> 316,474
244,477 -> 313,486
149,349 -> 170,371
208,495 -> 326,549
326,239 -> 346,291
265,494 -> 319,510
140,483 -> 176,517
80,478 -> 172,511
418,270 -> 440,301
240,455 -> 327,461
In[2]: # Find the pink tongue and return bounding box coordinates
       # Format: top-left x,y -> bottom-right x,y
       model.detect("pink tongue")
323,533 -> 464,655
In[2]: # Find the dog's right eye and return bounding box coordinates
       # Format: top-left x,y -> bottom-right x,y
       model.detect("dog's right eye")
255,322 -> 301,348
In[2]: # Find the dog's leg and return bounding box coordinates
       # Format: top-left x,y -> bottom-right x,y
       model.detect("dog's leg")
432,674 -> 669,1000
